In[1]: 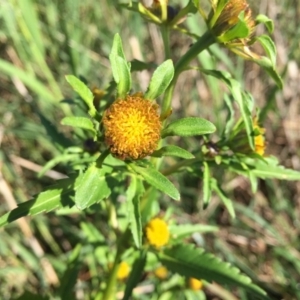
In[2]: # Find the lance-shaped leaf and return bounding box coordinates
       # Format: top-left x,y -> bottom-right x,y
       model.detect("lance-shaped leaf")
75,163 -> 114,210
255,35 -> 277,67
130,164 -> 180,201
162,117 -> 216,138
110,33 -> 126,60
145,60 -> 174,100
126,176 -> 144,249
256,14 -> 274,33
211,178 -> 235,218
223,93 -> 235,138
245,156 -> 300,180
158,244 -> 267,298
65,75 -> 96,118
151,145 -> 195,159
252,55 -> 283,89
0,177 -> 77,228
109,34 -> 131,98
61,116 -> 96,134
109,55 -> 131,98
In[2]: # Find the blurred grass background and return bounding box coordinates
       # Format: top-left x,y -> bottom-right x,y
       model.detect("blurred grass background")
0,0 -> 300,299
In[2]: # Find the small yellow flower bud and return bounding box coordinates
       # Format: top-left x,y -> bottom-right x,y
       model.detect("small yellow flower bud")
154,266 -> 168,279
188,277 -> 203,290
145,218 -> 170,248
117,261 -> 130,280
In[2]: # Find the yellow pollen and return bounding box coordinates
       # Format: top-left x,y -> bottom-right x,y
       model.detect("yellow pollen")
102,95 -> 161,160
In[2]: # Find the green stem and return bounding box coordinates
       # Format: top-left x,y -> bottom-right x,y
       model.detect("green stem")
101,248 -> 122,300
101,229 -> 131,300
161,30 -> 216,117
161,25 -> 171,59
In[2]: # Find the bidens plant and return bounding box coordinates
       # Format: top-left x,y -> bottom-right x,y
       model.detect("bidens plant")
1,1 -> 300,300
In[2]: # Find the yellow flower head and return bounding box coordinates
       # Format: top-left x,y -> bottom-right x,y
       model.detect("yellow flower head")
145,218 -> 170,248
154,266 -> 168,279
188,278 -> 203,291
117,261 -> 130,280
253,118 -> 266,156
102,94 -> 162,160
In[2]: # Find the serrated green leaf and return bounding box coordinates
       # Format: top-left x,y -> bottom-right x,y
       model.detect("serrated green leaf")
126,176 -> 144,248
211,178 -> 235,218
75,163 -> 112,210
151,145 -> 195,159
130,164 -> 180,201
0,178 -> 76,227
158,244 -> 267,298
61,117 -> 96,134
202,162 -> 211,208
145,60 -> 174,100
65,75 -> 96,117
162,117 -> 216,138
122,250 -> 147,300
169,224 -> 218,240
256,14 -> 274,33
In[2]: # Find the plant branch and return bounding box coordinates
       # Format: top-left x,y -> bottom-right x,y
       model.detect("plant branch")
161,30 -> 216,117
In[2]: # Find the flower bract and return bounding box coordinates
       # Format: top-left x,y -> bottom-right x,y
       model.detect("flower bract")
208,0 -> 260,60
